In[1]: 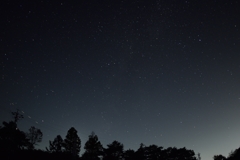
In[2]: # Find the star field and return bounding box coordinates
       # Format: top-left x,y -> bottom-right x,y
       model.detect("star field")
1,1 -> 240,160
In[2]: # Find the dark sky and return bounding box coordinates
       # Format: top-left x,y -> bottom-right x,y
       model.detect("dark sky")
1,0 -> 240,159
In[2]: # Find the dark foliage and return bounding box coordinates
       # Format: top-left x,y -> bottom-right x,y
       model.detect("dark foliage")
11,109 -> 24,123
63,127 -> 81,157
103,140 -> 124,160
123,149 -> 136,160
1,149 -> 76,160
213,147 -> 240,160
214,154 -> 227,160
0,121 -> 29,152
134,144 -> 197,160
227,147 -> 240,160
26,126 -> 43,150
81,132 -> 103,160
2,115 -> 240,160
46,135 -> 64,153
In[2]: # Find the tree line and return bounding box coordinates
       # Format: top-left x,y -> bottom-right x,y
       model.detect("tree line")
0,110 -> 239,160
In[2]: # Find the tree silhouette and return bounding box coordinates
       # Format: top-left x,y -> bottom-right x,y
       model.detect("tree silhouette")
133,144 -> 198,160
123,149 -> 136,160
0,112 -> 204,160
26,126 -> 43,150
0,121 -> 29,157
176,147 -> 197,160
82,132 -> 103,160
227,147 -> 240,160
213,155 -> 226,160
103,140 -> 124,160
135,143 -> 146,160
1,110 -> 29,156
197,153 -> 201,160
46,135 -> 63,153
63,127 -> 81,157
11,109 -> 24,124
145,144 -> 163,160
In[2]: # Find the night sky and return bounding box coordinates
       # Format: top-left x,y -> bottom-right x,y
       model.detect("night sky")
1,1 -> 240,159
